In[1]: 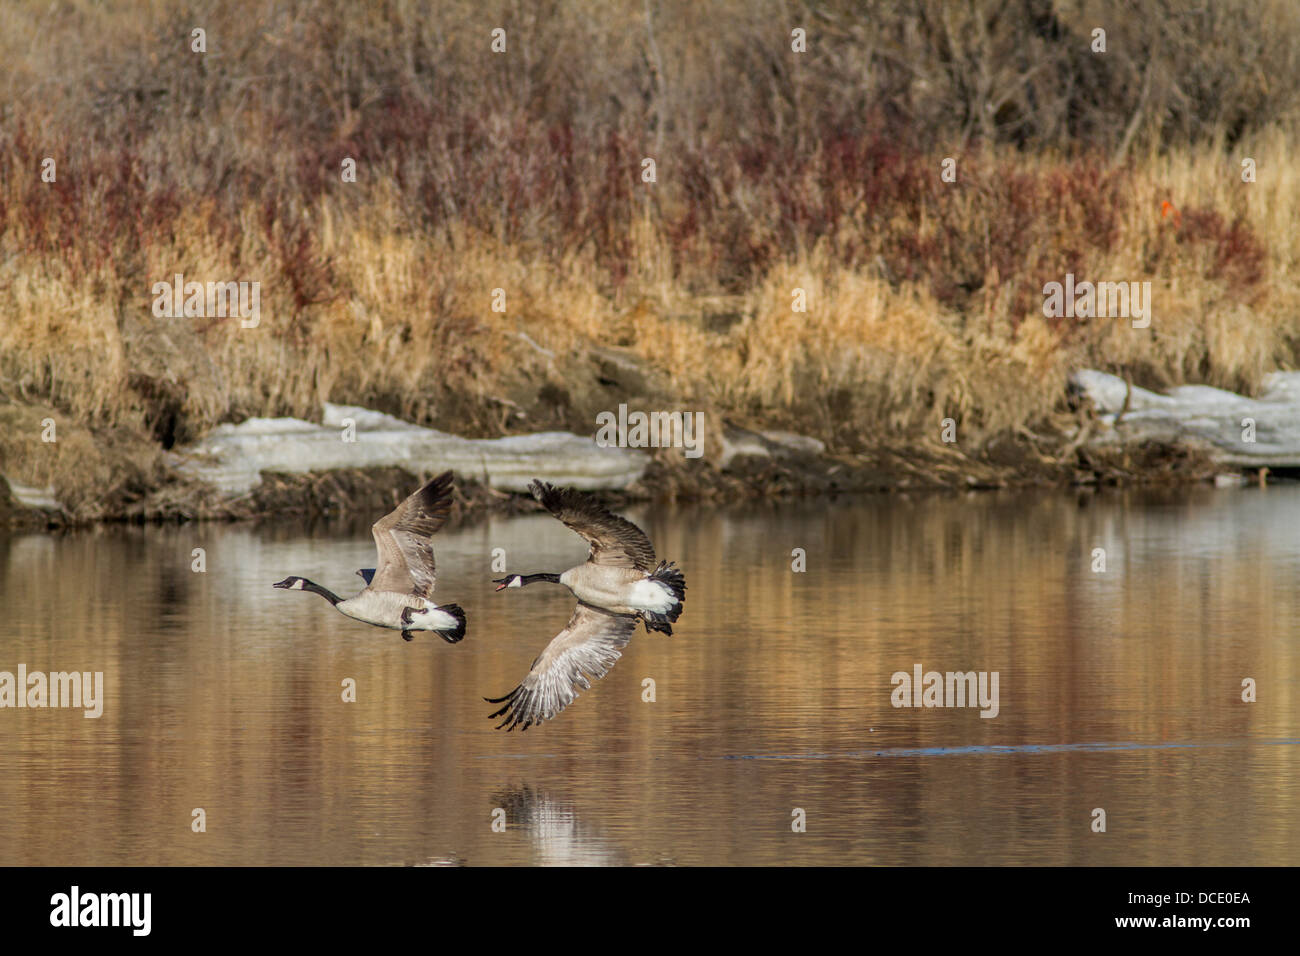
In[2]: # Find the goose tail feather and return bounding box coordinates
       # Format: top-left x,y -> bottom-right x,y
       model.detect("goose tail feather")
437,604 -> 467,644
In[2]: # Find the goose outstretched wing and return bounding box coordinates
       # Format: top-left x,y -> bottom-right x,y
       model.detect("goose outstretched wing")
529,480 -> 656,571
370,471 -> 453,598
485,603 -> 639,730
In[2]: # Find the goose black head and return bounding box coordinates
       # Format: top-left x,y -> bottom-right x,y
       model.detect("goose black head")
493,575 -> 523,592
273,576 -> 306,589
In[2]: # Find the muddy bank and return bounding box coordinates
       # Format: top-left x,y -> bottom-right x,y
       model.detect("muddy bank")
2,389 -> 1228,530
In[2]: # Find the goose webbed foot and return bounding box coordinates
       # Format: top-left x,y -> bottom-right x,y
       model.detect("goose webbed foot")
401,630 -> 415,642
641,613 -> 673,636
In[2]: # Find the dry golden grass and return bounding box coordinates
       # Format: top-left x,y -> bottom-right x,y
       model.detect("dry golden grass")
2,137 -> 1296,438
1,0 -> 1298,506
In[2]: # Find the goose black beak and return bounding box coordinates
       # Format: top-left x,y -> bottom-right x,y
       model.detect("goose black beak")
272,577 -> 295,589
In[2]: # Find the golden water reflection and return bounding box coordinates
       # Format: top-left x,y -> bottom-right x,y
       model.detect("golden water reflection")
1,485 -> 1297,865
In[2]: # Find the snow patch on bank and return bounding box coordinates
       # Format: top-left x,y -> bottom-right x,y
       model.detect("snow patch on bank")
1,479 -> 60,511
1071,369 -> 1300,466
175,403 -> 648,495
717,427 -> 827,469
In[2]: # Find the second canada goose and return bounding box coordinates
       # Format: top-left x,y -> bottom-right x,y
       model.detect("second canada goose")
485,481 -> 686,730
273,471 -> 466,643
492,480 -> 686,634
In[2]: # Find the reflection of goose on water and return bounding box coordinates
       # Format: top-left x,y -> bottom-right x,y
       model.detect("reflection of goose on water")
493,786 -> 621,866
486,481 -> 686,730
272,472 -> 466,643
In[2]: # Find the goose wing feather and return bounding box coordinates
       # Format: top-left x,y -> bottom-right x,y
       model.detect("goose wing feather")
370,471 -> 453,598
485,603 -> 638,730
529,480 -> 656,571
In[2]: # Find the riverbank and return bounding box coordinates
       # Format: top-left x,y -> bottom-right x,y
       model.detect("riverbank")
2,1 -> 1296,528
2,389 -> 1226,530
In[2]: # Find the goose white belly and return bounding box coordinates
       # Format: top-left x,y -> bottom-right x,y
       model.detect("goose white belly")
559,566 -> 676,615
626,577 -> 678,613
336,590 -> 457,631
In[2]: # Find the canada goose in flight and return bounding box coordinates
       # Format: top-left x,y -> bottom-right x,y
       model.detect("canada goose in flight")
273,471 -> 466,643
493,481 -> 686,632
486,480 -> 685,730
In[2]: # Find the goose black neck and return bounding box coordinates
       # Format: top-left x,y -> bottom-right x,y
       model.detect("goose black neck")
520,572 -> 562,586
302,579 -> 343,605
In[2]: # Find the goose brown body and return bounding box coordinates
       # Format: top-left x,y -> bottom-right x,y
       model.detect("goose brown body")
273,471 -> 467,643
486,480 -> 686,729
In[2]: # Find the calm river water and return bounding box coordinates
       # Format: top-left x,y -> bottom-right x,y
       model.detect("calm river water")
1,486 -> 1297,865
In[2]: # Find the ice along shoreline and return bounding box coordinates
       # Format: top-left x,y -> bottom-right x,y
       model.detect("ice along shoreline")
7,368 -> 1300,527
